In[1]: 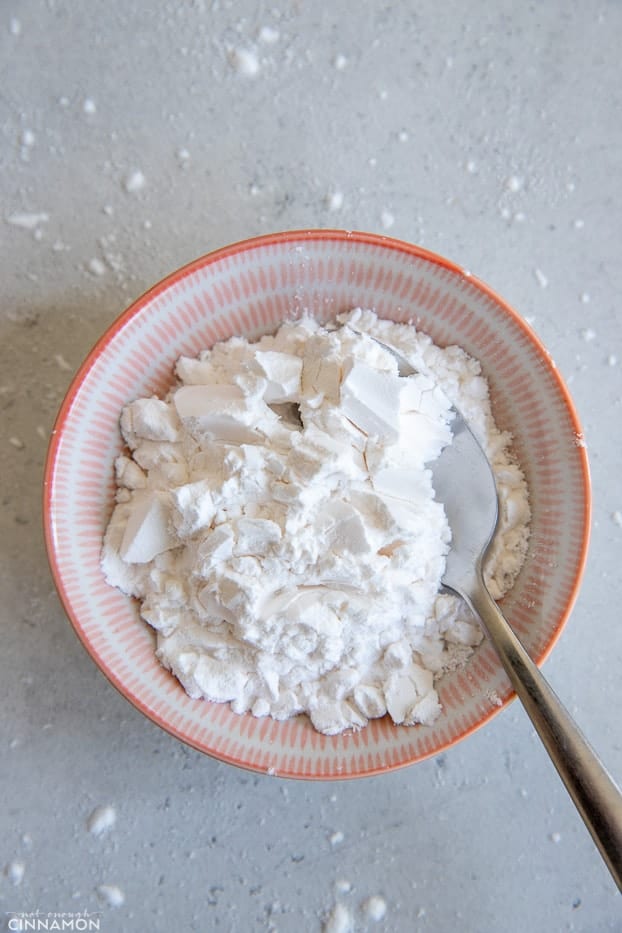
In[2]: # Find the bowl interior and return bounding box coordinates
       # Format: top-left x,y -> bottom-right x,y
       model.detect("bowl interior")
44,230 -> 590,778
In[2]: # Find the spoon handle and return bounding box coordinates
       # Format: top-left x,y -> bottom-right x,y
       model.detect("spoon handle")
465,580 -> 622,892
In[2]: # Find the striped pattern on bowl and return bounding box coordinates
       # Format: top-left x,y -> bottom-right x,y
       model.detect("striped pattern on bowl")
43,230 -> 591,779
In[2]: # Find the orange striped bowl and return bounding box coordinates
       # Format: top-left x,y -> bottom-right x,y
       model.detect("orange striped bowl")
43,230 -> 591,778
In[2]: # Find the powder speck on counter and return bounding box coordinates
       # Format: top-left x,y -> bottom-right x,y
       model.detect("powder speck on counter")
327,191 -> 344,211
323,903 -> 354,933
381,209 -> 395,229
6,211 -> 49,230
97,884 -> 125,907
258,25 -> 280,43
229,47 -> 260,76
505,174 -> 524,192
6,859 -> 25,886
362,895 -> 387,922
334,54 -> 348,70
533,268 -> 548,288
335,879 -> 352,894
102,311 -> 530,736
124,170 -> 146,194
83,98 -> 97,115
88,257 -> 107,276
329,831 -> 344,847
87,805 -> 117,837
54,353 -> 73,372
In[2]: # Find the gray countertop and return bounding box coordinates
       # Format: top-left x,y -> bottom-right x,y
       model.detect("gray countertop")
1,2 -> 621,931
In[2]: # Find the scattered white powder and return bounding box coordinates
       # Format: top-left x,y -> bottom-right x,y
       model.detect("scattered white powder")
329,831 -> 344,847
6,860 -> 25,886
465,159 -> 477,174
10,17 -> 22,36
612,511 -> 622,528
83,98 -> 97,115
327,191 -> 344,212
580,328 -> 596,342
258,25 -> 280,44
87,805 -> 117,836
334,54 -> 348,71
505,174 -> 524,192
323,903 -> 354,933
97,884 -> 125,907
533,268 -> 548,289
124,170 -> 146,194
335,879 -> 352,894
6,211 -> 49,230
381,210 -> 395,229
579,292 -> 590,304
21,129 -> 36,147
549,832 -> 562,844
54,353 -> 72,371
398,130 -> 409,143
229,47 -> 260,76
362,895 -> 387,922
607,354 -> 617,367
102,311 -> 530,736
88,257 -> 107,276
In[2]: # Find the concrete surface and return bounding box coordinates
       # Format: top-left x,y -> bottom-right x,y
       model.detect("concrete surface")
1,2 -> 621,931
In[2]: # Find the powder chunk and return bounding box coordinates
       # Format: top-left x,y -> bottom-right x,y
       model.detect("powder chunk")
119,491 -> 177,563
252,350 -> 302,402
323,903 -> 354,933
97,884 -> 125,908
6,860 -> 25,886
339,361 -> 402,441
362,895 -> 387,922
87,805 -> 117,836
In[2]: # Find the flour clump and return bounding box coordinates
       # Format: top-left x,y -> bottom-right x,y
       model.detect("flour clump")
101,310 -> 530,735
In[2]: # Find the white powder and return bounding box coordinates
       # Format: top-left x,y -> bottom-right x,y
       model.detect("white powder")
362,895 -> 387,922
258,26 -> 280,44
88,257 -> 107,276
87,805 -> 117,836
323,903 -> 353,933
6,859 -> 25,886
229,47 -> 260,76
102,311 -> 530,736
97,884 -> 125,908
533,268 -> 548,289
6,211 -> 49,230
123,170 -> 146,194
327,191 -> 344,212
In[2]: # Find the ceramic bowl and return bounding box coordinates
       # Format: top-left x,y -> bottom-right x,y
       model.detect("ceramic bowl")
43,230 -> 591,778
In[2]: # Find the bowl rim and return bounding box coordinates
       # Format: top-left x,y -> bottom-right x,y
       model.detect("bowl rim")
42,229 -> 592,777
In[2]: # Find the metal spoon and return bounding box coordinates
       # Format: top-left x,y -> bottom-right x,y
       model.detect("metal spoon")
350,328 -> 622,890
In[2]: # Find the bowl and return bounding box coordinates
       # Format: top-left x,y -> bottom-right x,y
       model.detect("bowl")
43,230 -> 591,779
